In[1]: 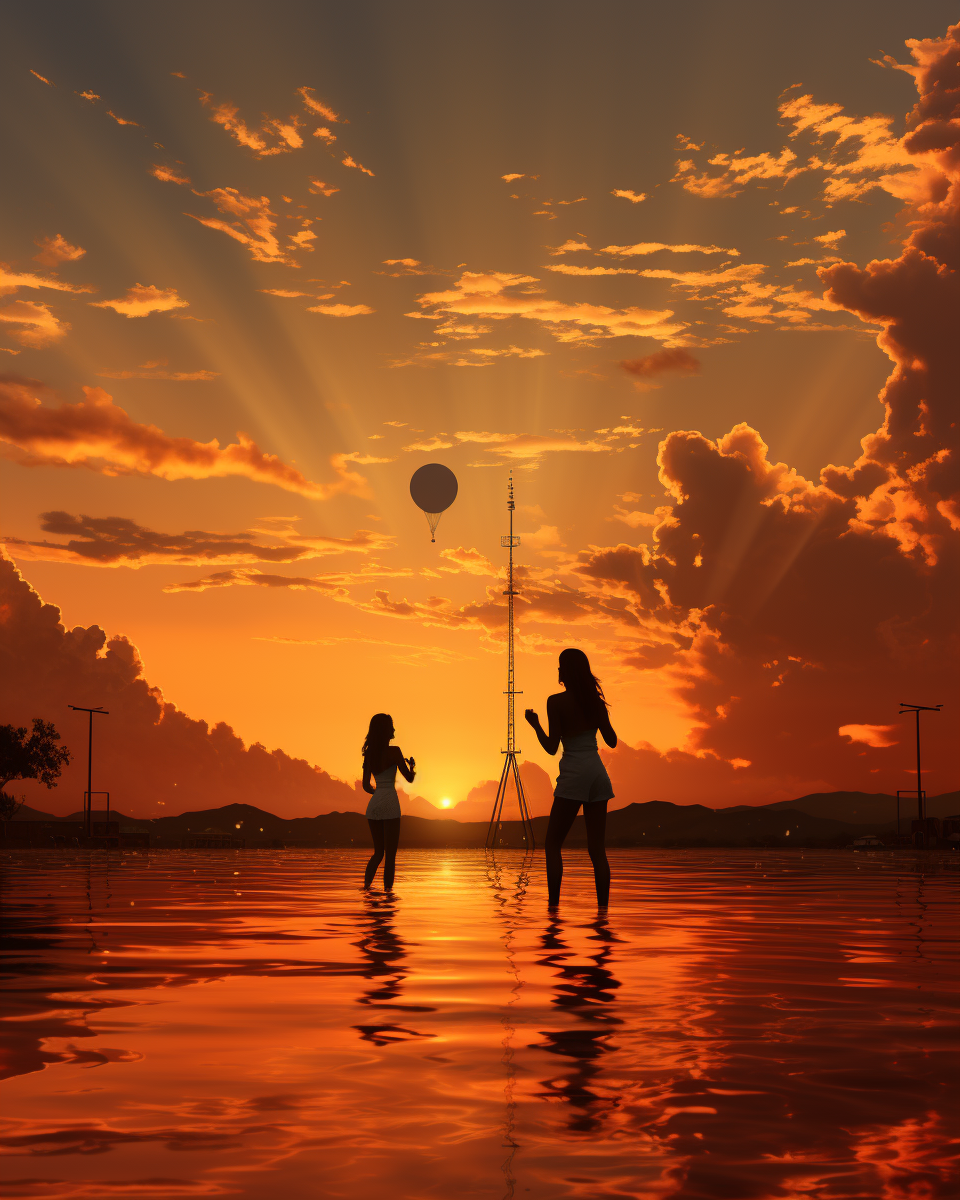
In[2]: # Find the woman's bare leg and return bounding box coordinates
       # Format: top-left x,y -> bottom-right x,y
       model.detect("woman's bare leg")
544,798 -> 581,907
364,820 -> 385,887
382,818 -> 400,889
583,801 -> 610,907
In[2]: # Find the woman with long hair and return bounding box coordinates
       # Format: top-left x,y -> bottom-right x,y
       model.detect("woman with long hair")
524,648 -> 617,907
361,713 -> 415,889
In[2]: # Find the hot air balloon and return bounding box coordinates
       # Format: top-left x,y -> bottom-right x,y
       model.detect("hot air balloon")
410,463 -> 458,542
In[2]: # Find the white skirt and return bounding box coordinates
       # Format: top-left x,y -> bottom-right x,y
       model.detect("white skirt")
365,787 -> 401,820
554,751 -> 614,805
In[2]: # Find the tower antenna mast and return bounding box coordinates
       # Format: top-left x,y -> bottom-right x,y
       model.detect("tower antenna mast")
486,473 -> 536,850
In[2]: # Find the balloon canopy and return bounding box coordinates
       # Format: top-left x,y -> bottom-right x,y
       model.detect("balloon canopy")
410,463 -> 458,542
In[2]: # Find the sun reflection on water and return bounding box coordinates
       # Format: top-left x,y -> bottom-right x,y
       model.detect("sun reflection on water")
0,848 -> 955,1199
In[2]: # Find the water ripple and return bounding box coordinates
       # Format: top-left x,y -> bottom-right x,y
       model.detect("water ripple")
0,848 -> 957,1199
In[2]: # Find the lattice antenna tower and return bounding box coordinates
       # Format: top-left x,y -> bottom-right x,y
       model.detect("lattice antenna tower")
485,472 -> 536,850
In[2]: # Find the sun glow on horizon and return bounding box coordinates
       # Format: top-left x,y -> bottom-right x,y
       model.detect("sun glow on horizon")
440,798 -> 452,808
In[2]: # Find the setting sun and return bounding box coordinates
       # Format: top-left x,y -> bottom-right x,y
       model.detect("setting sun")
440,799 -> 452,808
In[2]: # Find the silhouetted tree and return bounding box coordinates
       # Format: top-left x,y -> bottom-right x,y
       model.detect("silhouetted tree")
0,719 -> 71,818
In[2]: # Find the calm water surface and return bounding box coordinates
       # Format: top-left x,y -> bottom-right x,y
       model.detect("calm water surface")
1,849 -> 957,1199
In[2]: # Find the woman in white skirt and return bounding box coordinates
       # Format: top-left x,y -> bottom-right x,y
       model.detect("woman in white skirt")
525,649 -> 617,907
361,713 -> 416,889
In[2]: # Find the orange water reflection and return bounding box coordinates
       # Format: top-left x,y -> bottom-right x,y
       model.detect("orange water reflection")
0,849 -> 956,1199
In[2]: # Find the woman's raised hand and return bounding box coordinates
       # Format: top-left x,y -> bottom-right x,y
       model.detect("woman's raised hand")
524,708 -> 539,727
408,757 -> 416,770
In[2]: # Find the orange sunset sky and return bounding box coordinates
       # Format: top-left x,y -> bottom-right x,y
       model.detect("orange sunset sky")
1,4 -> 957,819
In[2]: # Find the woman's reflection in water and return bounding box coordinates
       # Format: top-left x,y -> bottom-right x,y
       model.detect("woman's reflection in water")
536,914 -> 623,1132
353,890 -> 435,1048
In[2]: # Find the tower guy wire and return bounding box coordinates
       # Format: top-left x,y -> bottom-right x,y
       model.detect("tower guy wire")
486,473 -> 536,851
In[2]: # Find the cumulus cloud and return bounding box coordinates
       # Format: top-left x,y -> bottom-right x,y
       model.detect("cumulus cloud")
630,261 -> 844,328
839,724 -> 899,748
600,740 -> 831,807
673,147 -> 810,197
307,302 -> 375,316
151,164 -> 190,185
199,92 -> 305,157
189,188 -> 293,265
388,342 -> 545,368
3,511 -> 392,568
568,425 -> 955,792
610,507 -> 662,528
599,242 -> 740,258
415,270 -> 685,345
455,430 -> 610,460
611,189 -> 646,203
542,26 -> 960,798
0,265 -> 93,298
0,554 -> 358,817
379,259 -> 445,277
89,284 -> 188,318
438,546 -> 497,576
0,301 -> 70,347
548,240 -> 591,255
467,345 -> 545,360
342,155 -> 374,176
672,26 -> 960,211
403,436 -> 454,452
33,235 -> 86,266
0,377 -> 373,500
263,117 -> 304,150
545,264 -> 639,277
520,524 -> 565,550
288,229 -> 317,251
308,178 -> 339,196
296,87 -> 342,123
814,229 -> 847,247
635,263 -> 766,289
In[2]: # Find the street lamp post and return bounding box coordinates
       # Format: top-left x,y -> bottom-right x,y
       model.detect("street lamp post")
68,705 -> 109,838
898,702 -> 941,843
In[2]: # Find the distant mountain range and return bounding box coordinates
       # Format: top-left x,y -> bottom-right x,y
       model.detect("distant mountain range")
8,790 -> 958,848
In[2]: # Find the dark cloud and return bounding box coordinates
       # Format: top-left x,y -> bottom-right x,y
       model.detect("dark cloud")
0,553 -> 357,818
0,377 -> 372,499
164,569 -> 346,593
3,510 -> 392,567
619,348 -> 701,378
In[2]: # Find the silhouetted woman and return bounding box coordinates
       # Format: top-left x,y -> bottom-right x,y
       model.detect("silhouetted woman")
361,713 -> 415,889
525,649 -> 617,907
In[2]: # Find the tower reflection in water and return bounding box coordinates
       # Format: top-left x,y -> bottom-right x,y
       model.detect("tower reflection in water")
487,849 -> 532,1200
486,851 -> 534,1200
536,914 -> 623,1132
353,891 -> 435,1047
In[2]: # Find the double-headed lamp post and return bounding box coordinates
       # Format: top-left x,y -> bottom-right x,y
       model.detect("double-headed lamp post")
898,702 -> 941,826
